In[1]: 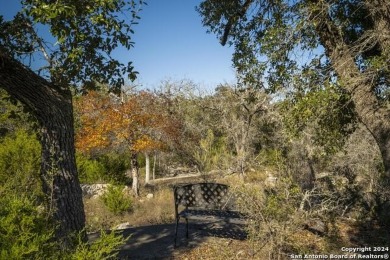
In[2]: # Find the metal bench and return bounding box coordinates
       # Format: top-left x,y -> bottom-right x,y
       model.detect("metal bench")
173,182 -> 247,247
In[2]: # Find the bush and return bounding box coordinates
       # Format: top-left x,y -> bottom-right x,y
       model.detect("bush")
234,178 -> 311,258
98,152 -> 131,184
100,185 -> 133,215
0,196 -> 57,259
257,148 -> 286,170
76,152 -> 130,184
76,153 -> 107,184
70,230 -> 127,260
193,129 -> 232,172
0,130 -> 42,197
0,195 -> 127,259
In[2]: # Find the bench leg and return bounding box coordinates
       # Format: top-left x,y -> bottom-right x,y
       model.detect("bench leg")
185,218 -> 189,238
174,216 -> 180,247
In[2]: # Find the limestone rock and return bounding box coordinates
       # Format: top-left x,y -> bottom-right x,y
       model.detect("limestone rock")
80,184 -> 110,199
114,222 -> 131,230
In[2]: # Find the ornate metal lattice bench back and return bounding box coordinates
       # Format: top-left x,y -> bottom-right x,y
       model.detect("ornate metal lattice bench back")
173,182 -> 247,246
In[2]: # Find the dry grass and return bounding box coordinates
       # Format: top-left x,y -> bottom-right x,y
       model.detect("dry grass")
83,185 -> 175,232
83,196 -> 130,231
173,219 -> 389,260
128,187 -> 175,226
173,237 -> 259,260
83,174 -> 388,259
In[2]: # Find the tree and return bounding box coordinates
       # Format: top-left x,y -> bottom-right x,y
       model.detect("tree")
197,0 -> 390,177
203,84 -> 270,175
133,91 -> 178,184
75,90 -> 179,194
0,0 -> 144,242
156,80 -> 214,170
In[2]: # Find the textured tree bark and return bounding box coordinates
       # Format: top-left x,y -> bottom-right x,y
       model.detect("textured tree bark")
308,0 -> 390,178
0,49 -> 85,241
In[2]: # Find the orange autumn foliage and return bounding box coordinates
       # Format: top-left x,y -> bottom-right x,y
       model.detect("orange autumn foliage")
75,91 -> 180,154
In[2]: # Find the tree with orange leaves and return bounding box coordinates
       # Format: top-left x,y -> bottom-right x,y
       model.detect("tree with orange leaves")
75,90 -> 180,195
133,91 -> 184,183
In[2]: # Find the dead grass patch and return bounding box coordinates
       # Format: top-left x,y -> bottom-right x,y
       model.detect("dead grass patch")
173,238 -> 259,260
84,185 -> 175,232
127,187 -> 175,226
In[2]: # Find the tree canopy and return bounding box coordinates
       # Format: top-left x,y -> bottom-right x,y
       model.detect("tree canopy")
198,0 -> 389,95
75,90 -> 179,155
0,0 -> 144,90
198,0 -> 390,177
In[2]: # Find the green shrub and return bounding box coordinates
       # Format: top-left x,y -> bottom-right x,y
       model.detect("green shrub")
193,129 -> 232,172
98,152 -> 130,184
0,195 -> 127,259
257,148 -> 286,170
76,152 -> 130,184
0,130 -> 42,197
70,230 -> 127,260
0,196 -> 57,259
76,153 -> 107,184
262,178 -> 301,222
100,185 -> 133,214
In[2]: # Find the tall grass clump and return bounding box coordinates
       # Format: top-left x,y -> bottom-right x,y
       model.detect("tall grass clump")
69,230 -> 127,260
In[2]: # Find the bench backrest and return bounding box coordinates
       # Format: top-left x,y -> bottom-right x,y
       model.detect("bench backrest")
173,183 -> 235,210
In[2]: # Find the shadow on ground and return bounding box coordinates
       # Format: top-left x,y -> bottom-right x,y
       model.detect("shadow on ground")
347,219 -> 390,247
94,221 -> 247,259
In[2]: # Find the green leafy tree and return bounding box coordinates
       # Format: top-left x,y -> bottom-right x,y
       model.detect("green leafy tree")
0,0 -> 144,242
282,82 -> 357,155
197,0 -> 390,177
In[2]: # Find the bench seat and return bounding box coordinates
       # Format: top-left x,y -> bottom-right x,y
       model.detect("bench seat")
178,208 -> 247,224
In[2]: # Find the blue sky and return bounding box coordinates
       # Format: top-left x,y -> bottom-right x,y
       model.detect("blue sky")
0,0 -> 236,91
129,0 -> 236,90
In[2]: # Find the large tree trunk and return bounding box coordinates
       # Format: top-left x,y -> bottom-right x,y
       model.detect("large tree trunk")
308,0 -> 390,177
0,49 -> 85,241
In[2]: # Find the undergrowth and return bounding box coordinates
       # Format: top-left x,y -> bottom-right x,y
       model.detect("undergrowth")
100,185 -> 133,214
0,195 -> 127,259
